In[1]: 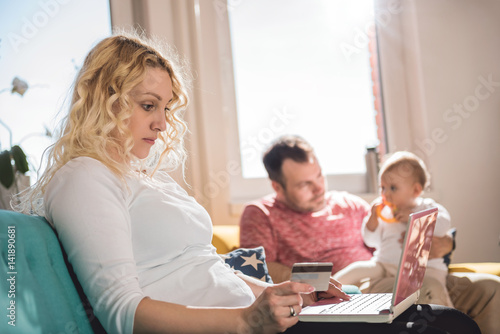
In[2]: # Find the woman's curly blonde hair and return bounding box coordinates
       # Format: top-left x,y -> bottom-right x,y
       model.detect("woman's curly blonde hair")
17,31 -> 190,214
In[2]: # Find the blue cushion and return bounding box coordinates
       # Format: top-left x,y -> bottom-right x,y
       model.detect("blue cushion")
222,246 -> 273,283
342,284 -> 362,294
0,210 -> 102,333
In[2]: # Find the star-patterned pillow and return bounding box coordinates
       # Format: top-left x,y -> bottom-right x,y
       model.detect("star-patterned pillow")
221,246 -> 273,283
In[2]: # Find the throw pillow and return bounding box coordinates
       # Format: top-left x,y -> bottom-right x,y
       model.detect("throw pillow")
221,246 -> 273,283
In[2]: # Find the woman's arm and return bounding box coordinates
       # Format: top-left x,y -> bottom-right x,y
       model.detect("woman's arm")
133,298 -> 244,334
45,159 -> 146,333
235,271 -> 272,297
134,282 -> 315,334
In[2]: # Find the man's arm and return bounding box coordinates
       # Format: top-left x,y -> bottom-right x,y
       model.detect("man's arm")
267,261 -> 292,283
429,232 -> 454,259
428,203 -> 454,261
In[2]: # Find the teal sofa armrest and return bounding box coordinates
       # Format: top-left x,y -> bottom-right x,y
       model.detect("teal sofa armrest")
0,210 -> 104,333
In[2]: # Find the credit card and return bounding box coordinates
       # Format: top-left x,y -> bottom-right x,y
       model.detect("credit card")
290,262 -> 333,291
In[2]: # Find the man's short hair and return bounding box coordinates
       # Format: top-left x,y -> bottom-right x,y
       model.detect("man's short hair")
263,135 -> 315,187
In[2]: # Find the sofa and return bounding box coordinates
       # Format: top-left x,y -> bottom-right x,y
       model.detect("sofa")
0,210 -> 105,334
1,210 -> 499,334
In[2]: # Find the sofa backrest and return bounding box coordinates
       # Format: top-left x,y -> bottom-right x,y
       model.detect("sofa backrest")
0,209 -> 105,333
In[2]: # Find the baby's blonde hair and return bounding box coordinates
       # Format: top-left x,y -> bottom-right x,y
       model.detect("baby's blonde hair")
17,30 -> 190,214
379,151 -> 430,190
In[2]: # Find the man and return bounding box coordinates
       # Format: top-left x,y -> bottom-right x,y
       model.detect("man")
240,135 -> 500,334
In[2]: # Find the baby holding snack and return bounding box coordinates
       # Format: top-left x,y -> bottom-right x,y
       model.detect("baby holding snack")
333,151 -> 454,307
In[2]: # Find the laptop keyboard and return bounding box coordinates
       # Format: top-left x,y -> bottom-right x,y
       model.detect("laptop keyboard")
319,293 -> 393,314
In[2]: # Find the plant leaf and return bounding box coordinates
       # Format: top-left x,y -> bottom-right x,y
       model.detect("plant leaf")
11,145 -> 29,173
0,150 -> 14,188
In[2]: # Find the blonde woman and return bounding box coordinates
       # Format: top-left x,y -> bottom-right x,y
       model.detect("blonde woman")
19,33 -> 478,334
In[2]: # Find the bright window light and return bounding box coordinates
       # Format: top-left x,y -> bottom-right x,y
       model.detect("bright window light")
0,0 -> 111,182
228,0 -> 379,179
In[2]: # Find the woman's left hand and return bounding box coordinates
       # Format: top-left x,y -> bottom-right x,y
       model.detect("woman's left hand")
302,277 -> 351,307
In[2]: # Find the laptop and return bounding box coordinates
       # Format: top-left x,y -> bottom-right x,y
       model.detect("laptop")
298,207 -> 438,323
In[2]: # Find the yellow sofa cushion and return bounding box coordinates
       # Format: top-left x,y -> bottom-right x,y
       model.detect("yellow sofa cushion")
449,263 -> 500,277
212,225 -> 240,254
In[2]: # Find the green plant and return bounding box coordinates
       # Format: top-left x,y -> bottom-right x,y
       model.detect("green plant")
0,77 -> 30,189
0,145 -> 29,188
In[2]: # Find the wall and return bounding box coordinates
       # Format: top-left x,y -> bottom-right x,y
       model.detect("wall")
378,0 -> 500,262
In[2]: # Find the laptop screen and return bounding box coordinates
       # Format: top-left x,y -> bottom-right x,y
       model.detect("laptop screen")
393,208 -> 438,306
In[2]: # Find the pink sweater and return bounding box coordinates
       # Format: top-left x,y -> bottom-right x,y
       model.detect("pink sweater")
240,191 -> 373,275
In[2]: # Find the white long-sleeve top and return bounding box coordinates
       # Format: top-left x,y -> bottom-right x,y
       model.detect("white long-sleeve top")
44,157 -> 255,334
362,197 -> 451,272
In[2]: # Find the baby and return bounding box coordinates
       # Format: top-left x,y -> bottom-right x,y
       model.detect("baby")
334,151 -> 454,307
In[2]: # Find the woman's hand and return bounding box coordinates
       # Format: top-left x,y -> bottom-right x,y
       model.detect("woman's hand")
239,282 -> 314,334
302,277 -> 351,307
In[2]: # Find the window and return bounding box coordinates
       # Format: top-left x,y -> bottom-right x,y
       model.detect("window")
0,0 -> 111,183
227,0 -> 386,201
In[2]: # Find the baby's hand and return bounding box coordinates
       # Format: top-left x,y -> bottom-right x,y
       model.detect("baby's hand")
375,198 -> 398,223
370,197 -> 384,215
393,207 -> 411,223
365,198 -> 384,232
